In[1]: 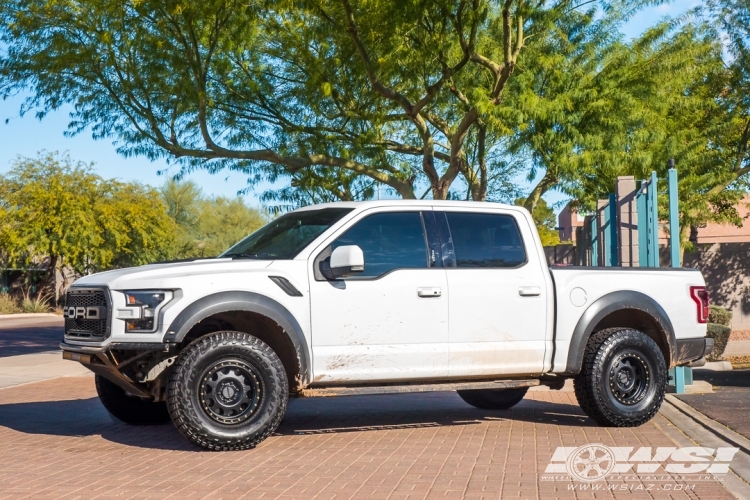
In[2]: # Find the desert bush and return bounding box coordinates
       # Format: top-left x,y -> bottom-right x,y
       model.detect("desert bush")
20,288 -> 52,313
706,323 -> 732,361
708,305 -> 733,327
0,293 -> 20,314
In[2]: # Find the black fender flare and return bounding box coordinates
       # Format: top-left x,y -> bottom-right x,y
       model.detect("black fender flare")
564,290 -> 676,375
164,291 -> 311,386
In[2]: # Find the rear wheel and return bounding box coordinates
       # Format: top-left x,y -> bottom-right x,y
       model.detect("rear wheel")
457,387 -> 529,410
95,374 -> 170,425
574,328 -> 667,427
168,331 -> 288,451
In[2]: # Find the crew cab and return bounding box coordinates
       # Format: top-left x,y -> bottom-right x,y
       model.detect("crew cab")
60,201 -> 712,450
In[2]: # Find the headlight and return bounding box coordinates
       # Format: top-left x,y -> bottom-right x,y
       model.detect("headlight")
122,290 -> 172,332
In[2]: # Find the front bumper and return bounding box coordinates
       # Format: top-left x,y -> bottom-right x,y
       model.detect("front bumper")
60,341 -> 174,398
674,337 -> 714,366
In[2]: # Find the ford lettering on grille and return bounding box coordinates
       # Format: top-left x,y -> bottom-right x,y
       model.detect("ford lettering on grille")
65,306 -> 107,320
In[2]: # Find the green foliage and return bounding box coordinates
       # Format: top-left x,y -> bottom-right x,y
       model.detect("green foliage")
708,305 -> 733,327
706,323 -> 732,361
515,197 -> 560,246
160,179 -> 267,258
0,293 -> 20,314
0,152 -> 177,279
0,0 -> 666,207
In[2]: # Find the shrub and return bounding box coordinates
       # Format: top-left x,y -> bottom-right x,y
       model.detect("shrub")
0,293 -> 20,314
706,323 -> 732,361
708,305 -> 732,327
20,288 -> 52,313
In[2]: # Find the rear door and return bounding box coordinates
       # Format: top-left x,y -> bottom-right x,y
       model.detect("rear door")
438,208 -> 550,377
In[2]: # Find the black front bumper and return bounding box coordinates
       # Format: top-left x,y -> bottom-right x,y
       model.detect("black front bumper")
674,337 -> 714,365
60,341 -> 173,398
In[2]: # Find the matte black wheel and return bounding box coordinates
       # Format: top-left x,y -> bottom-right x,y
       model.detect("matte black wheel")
168,331 -> 288,451
95,374 -> 170,425
457,387 -> 529,410
574,328 -> 667,427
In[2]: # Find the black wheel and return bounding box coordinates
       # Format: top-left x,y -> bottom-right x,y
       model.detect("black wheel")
574,328 -> 667,427
95,374 -> 171,425
167,331 -> 288,451
457,387 -> 529,410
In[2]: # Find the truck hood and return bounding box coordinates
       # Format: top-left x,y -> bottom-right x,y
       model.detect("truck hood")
72,258 -> 274,290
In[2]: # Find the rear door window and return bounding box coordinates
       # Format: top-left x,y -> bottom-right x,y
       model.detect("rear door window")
444,212 -> 526,268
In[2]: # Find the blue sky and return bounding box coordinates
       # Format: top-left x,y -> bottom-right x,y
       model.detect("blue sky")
0,1 -> 700,210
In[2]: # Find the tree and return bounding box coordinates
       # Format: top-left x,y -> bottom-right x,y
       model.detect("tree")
160,179 -> 267,258
0,152 -> 177,298
515,197 -> 560,246
0,0 -> 660,205
703,0 -> 750,197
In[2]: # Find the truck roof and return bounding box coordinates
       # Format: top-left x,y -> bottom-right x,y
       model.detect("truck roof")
294,199 -> 522,212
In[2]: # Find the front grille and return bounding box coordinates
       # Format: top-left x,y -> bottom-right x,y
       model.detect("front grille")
64,288 -> 110,340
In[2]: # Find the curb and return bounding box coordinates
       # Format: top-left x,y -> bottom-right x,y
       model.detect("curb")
733,363 -> 750,370
0,313 -> 61,320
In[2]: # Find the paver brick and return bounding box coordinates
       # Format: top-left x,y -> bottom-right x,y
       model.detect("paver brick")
0,377 -> 736,499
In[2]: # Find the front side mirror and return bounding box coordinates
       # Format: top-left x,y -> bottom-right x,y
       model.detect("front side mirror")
327,245 -> 365,278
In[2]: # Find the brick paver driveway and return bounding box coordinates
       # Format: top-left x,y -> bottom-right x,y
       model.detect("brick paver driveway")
0,376 -> 735,499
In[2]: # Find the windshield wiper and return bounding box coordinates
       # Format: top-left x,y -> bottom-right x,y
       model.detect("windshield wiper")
224,252 -> 264,259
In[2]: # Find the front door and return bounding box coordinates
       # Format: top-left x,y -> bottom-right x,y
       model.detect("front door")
309,209 -> 449,383
438,209 -> 549,377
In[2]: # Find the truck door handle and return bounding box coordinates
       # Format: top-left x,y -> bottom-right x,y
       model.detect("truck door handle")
417,287 -> 442,298
518,286 -> 541,297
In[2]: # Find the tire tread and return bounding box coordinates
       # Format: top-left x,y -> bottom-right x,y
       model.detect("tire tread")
573,327 -> 667,427
167,331 -> 288,451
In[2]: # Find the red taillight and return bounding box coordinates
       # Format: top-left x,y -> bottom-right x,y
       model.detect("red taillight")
690,286 -> 709,324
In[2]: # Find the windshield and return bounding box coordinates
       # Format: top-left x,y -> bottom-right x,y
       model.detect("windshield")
221,207 -> 353,259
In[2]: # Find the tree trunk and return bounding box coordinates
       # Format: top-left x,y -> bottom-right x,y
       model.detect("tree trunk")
523,171 -> 557,213
47,254 -> 59,304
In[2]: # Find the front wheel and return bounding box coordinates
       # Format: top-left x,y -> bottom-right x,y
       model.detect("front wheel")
167,331 -> 288,451
574,328 -> 667,427
457,387 -> 529,410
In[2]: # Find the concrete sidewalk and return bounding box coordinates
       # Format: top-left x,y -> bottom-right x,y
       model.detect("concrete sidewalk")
0,351 -> 91,389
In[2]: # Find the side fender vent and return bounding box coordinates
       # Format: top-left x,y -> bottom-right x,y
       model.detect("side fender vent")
269,276 -> 303,297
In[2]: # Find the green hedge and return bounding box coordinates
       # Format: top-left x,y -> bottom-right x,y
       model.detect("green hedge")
708,305 -> 733,327
706,323 -> 731,361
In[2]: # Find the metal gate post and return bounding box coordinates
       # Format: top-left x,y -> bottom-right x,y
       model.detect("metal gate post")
636,182 -> 648,267
590,215 -> 598,266
668,164 -> 680,268
648,171 -> 659,267
608,193 -> 618,266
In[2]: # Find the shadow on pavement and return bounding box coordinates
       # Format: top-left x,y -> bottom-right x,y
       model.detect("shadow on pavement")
691,368 -> 750,388
0,397 -> 199,451
0,391 -> 592,449
278,392 -> 591,434
0,325 -> 63,357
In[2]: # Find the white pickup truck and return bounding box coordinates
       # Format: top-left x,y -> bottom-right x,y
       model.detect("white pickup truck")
61,201 -> 712,451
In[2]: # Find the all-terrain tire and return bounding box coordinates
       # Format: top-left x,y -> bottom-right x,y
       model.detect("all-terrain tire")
574,328 -> 667,427
457,387 -> 529,410
95,374 -> 171,425
167,331 -> 288,451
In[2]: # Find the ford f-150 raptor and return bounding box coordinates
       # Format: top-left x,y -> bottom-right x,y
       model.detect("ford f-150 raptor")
60,200 -> 713,450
